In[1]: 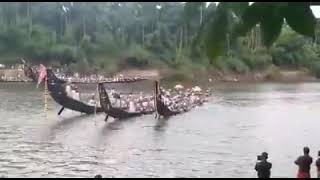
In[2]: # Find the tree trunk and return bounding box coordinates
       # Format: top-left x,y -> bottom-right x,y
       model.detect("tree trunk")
151,22 -> 154,33
122,28 -> 126,45
83,16 -> 86,38
251,29 -> 254,51
257,26 -> 261,49
227,33 -> 230,57
247,33 -> 250,49
184,25 -> 187,50
175,31 -> 179,52
15,3 -> 19,26
27,2 -> 33,37
181,26 -> 184,50
64,13 -> 68,36
177,27 -> 183,60
200,5 -> 203,25
316,32 -> 318,47
142,23 -> 145,47
253,27 -> 256,51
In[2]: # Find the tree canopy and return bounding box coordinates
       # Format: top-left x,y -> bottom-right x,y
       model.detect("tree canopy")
0,2 -> 320,80
200,2 -> 317,60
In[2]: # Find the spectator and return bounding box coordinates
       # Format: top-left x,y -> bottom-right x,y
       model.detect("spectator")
316,151 -> 320,178
295,147 -> 313,178
255,152 -> 272,178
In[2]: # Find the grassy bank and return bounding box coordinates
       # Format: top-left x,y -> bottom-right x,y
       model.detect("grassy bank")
160,65 -> 318,86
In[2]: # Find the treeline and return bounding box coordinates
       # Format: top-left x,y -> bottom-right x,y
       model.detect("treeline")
0,2 -> 320,79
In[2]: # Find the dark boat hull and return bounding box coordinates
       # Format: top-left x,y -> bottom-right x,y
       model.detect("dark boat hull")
46,69 -> 104,114
24,65 -> 103,114
98,83 -> 153,119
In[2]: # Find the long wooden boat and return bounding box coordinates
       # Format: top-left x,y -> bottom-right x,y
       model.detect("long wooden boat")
98,82 -> 154,121
24,65 -> 104,115
154,81 -> 181,118
46,69 -> 105,114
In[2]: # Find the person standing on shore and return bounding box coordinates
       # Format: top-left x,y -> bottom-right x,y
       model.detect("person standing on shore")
255,152 -> 272,178
316,151 -> 320,178
295,147 -> 313,178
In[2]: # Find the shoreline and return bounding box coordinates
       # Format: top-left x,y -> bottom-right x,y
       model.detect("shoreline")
1,68 -> 319,84
163,69 -> 319,86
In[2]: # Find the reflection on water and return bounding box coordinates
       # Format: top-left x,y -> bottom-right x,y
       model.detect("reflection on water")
154,118 -> 169,132
1,82 -> 320,177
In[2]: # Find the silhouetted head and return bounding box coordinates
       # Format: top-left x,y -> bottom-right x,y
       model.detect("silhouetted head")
303,147 -> 310,155
261,152 -> 268,160
94,175 -> 102,178
318,150 -> 320,157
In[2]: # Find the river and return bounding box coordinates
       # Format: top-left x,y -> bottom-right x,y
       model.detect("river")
0,82 -> 320,178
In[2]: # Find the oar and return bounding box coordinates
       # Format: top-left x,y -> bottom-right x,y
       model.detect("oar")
44,78 -> 49,113
154,80 -> 160,119
58,106 -> 65,115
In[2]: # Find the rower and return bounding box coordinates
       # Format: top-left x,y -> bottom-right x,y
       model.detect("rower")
94,175 -> 102,178
72,87 -> 80,101
110,88 -> 115,95
128,100 -> 136,112
110,88 -> 121,107
88,95 -> 96,106
65,83 -> 72,97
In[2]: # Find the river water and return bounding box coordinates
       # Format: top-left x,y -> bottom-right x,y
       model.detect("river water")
0,82 -> 320,178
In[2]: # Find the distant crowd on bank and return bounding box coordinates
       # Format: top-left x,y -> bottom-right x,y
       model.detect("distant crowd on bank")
30,65 -> 145,83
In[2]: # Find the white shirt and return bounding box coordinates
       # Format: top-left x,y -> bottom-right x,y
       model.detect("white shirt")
142,101 -> 148,107
72,90 -> 80,100
190,95 -> 196,103
162,96 -> 168,103
129,101 -> 136,112
88,99 -> 96,106
66,85 -> 72,96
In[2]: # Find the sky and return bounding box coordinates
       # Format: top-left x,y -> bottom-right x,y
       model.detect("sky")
311,6 -> 320,18
206,2 -> 320,18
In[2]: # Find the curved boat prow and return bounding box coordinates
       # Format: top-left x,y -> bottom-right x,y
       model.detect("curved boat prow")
154,80 -> 181,118
23,64 -> 103,115
46,69 -> 103,114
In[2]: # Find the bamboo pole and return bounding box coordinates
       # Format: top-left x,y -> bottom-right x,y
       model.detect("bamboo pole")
94,83 -> 98,116
154,80 -> 159,119
44,79 -> 49,115
94,83 -> 98,126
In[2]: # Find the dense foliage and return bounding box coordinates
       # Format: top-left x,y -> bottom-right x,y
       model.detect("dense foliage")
0,2 -> 320,79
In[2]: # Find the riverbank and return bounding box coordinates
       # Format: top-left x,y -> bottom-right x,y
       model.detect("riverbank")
159,66 -> 319,86
1,66 -> 318,85
0,69 -> 32,82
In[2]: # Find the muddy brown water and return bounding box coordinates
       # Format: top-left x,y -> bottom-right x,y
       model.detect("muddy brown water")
0,82 -> 320,178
